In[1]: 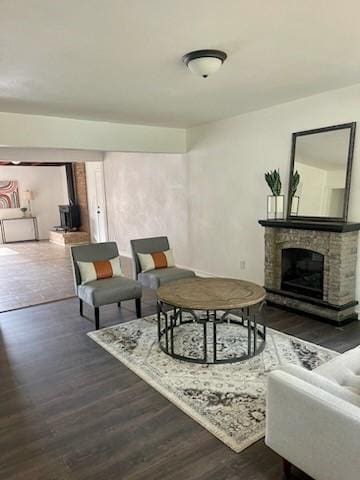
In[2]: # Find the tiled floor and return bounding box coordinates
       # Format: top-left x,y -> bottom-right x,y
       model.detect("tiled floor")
0,241 -> 75,312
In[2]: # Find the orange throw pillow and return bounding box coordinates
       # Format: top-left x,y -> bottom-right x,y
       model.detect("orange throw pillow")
77,256 -> 122,284
138,249 -> 175,272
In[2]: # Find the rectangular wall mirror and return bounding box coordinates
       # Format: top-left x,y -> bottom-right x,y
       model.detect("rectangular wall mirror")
287,122 -> 356,222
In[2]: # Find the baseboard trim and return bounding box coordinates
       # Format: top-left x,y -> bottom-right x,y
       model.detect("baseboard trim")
118,250 -> 221,278
266,300 -> 358,326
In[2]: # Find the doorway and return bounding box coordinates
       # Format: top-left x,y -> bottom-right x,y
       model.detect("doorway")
0,161 -> 92,312
86,161 -> 108,243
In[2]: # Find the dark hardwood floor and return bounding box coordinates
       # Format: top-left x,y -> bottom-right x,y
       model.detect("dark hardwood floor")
1,278 -> 360,479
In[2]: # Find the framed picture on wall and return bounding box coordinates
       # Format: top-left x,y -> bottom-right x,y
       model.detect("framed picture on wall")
0,180 -> 20,208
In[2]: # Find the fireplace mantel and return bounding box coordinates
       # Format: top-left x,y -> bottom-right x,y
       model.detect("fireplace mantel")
258,219 -> 360,233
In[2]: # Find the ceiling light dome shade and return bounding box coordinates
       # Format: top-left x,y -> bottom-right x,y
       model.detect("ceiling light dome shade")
182,49 -> 227,78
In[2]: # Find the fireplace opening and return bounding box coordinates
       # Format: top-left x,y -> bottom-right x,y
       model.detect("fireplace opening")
281,248 -> 324,299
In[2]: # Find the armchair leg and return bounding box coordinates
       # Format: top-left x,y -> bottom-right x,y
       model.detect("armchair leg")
117,302 -> 121,308
79,299 -> 84,317
94,307 -> 100,330
135,298 -> 142,318
283,459 -> 292,479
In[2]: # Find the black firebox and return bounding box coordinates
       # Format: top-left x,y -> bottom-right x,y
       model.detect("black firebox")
281,248 -> 324,299
59,205 -> 80,231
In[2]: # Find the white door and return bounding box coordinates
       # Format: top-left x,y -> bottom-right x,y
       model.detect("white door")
85,161 -> 108,243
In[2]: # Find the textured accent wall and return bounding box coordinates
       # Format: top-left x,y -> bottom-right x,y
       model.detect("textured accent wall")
73,162 -> 90,233
104,152 -> 190,269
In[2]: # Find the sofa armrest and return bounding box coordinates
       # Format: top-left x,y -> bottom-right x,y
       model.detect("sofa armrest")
280,363 -> 360,406
266,369 -> 360,480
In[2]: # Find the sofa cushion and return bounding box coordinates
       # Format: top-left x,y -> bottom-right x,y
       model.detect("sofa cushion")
78,276 -> 141,307
315,346 -> 360,396
138,267 -> 195,289
347,376 -> 360,394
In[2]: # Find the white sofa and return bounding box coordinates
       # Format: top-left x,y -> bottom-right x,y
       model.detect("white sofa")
265,345 -> 360,480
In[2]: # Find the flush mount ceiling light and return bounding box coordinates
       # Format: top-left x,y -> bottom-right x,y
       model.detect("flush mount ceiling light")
182,49 -> 227,78
11,161 -> 21,165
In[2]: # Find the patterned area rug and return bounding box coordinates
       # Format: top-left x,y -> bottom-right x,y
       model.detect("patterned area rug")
88,313 -> 337,452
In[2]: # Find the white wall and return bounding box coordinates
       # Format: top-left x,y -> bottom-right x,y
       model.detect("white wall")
104,152 -> 190,267
0,165 -> 68,239
0,112 -> 186,154
0,148 -> 103,163
103,82 -> 360,300
187,83 -> 360,294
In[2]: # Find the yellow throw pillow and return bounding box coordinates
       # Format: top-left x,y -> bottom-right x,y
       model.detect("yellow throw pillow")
137,249 -> 175,273
77,256 -> 122,284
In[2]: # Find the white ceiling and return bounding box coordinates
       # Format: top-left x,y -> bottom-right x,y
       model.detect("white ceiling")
1,0 -> 360,128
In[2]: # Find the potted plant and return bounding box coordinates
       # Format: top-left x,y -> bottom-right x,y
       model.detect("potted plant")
265,169 -> 284,219
20,207 -> 28,217
290,170 -> 300,215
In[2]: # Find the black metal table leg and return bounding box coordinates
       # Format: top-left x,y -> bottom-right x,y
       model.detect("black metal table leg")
213,311 -> 217,363
253,315 -> 257,353
165,312 -> 169,351
157,302 -> 265,364
170,309 -> 175,354
247,308 -> 252,356
157,301 -> 161,341
203,312 -> 208,362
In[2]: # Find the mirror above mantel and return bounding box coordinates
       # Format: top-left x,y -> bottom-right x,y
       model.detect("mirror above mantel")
287,122 -> 356,222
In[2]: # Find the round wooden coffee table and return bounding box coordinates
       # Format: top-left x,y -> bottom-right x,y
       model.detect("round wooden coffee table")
157,277 -> 266,364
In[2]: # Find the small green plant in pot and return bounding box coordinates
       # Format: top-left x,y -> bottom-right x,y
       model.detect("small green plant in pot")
289,170 -> 300,215
20,207 -> 28,217
264,169 -> 284,219
290,170 -> 300,198
265,169 -> 282,196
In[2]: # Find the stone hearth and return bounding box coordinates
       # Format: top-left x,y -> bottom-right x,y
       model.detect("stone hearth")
259,220 -> 360,325
49,230 -> 90,246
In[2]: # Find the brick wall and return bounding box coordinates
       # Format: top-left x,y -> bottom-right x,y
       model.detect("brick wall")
73,163 -> 90,234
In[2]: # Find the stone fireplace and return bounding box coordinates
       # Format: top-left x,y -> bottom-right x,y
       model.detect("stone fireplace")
259,219 -> 360,325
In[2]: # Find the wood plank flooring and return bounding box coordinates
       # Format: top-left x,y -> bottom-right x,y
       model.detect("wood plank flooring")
1,277 -> 360,479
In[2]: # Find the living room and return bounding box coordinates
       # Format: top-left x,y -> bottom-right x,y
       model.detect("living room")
1,2 -> 360,480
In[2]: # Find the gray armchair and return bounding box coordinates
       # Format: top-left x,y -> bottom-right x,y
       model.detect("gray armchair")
130,236 -> 195,289
71,242 -> 142,330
